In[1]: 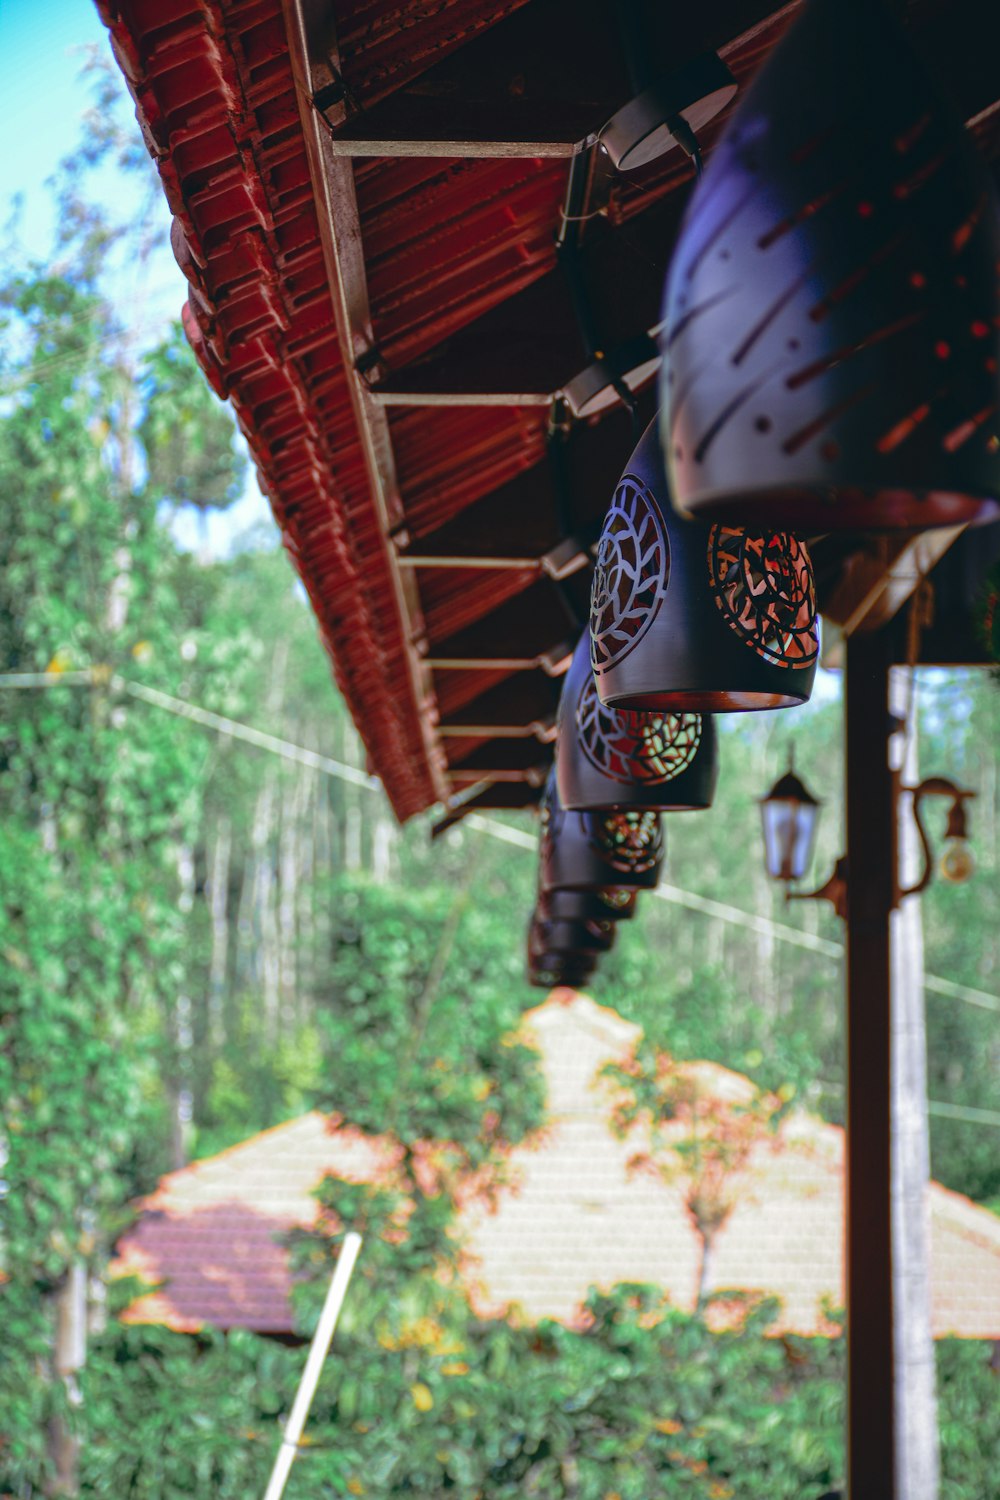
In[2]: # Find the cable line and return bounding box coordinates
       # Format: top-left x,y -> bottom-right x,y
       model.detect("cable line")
1,668 -> 997,1019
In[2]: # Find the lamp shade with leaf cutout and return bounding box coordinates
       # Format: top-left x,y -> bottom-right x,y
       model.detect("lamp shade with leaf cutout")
539,771 -> 664,893
556,632 -> 718,811
660,0 -> 1000,532
537,886 -> 639,925
527,951 -> 596,990
528,913 -> 616,959
589,419 -> 819,711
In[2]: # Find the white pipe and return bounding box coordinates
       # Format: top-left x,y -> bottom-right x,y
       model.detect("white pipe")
262,1232 -> 362,1500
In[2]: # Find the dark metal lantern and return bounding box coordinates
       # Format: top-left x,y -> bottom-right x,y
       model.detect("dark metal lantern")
539,773 -> 664,893
538,887 -> 639,925
760,766 -> 821,883
529,914 -> 616,958
527,954 -> 596,990
592,885 -> 640,921
590,420 -> 819,711
661,0 -> 1000,532
556,633 -> 718,811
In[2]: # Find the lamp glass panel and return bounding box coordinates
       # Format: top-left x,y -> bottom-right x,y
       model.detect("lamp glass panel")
761,796 -> 818,881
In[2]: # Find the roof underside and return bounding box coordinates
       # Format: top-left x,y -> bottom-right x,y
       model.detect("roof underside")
99,0 -> 1000,820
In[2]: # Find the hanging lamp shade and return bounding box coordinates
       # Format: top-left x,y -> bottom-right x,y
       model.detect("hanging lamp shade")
661,0 -> 1000,532
538,886 -> 639,925
539,772 -> 664,893
527,952 -> 596,990
590,419 -> 819,711
529,913 -> 616,959
556,633 -> 719,811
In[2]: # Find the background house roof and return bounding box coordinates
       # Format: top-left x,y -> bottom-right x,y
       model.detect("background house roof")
98,0 -> 1000,821
114,991 -> 1000,1340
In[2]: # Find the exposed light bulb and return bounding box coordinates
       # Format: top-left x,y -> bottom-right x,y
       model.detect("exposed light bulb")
939,838 -> 975,885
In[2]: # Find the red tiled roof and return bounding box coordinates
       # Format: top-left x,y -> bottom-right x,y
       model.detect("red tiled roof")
114,1114 -> 398,1333
114,993 -> 1000,1340
98,0 -> 444,819
99,2 -> 1000,818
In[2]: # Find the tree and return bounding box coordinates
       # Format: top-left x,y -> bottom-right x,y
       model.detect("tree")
139,325 -> 246,519
603,1043 -> 787,1309
0,136 -> 247,1486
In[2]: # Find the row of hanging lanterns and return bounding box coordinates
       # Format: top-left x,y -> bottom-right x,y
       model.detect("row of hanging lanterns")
527,0 -> 1000,987
527,772 -> 663,987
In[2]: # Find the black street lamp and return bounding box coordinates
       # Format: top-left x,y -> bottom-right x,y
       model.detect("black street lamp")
759,763 -> 821,885
760,763 -> 976,917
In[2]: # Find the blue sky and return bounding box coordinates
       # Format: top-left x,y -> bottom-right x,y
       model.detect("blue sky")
3,0 -> 112,258
1,0 -> 271,552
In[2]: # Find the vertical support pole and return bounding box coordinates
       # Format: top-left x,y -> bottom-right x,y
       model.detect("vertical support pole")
890,671 -> 939,1500
845,629 -> 897,1500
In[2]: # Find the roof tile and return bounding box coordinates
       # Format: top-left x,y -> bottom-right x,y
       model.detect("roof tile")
115,995 -> 1000,1340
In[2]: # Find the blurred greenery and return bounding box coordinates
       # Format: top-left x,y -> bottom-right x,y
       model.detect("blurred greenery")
73,1296 -> 1000,1500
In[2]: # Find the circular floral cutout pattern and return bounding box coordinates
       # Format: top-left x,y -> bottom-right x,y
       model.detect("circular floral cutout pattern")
598,887 -> 636,913
708,526 -> 818,668
590,810 -> 663,876
590,474 -> 670,676
576,674 -> 702,785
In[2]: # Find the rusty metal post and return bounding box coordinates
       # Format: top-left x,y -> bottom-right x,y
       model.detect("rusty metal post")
844,628 -> 897,1499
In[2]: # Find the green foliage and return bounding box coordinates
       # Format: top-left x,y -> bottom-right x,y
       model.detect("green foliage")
313,878 -> 546,1170
72,1290 -> 1000,1499
0,169 -> 247,1486
918,672 -> 1000,1200
0,824 -> 140,1475
72,1288 -> 842,1499
937,1340 -> 1000,1498
139,325 -> 246,513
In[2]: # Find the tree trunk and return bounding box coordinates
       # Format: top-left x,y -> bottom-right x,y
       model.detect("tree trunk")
372,814 -> 393,884
45,1261 -> 87,1496
694,1229 -> 713,1313
251,769 -> 281,1039
299,768 -> 317,1020
208,816 -> 231,1048
278,762 -> 299,1023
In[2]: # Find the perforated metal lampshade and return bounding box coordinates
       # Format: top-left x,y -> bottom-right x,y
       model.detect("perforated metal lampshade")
528,913 -> 616,959
556,633 -> 718,811
590,420 -> 819,712
527,952 -> 596,990
537,886 -> 639,925
661,0 -> 1000,532
539,772 -> 664,893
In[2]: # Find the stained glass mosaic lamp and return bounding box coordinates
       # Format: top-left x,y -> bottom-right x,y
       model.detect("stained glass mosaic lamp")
528,913 -> 616,959
527,948 -> 596,991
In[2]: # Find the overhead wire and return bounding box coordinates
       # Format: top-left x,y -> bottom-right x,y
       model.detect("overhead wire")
1,667 -> 997,1021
